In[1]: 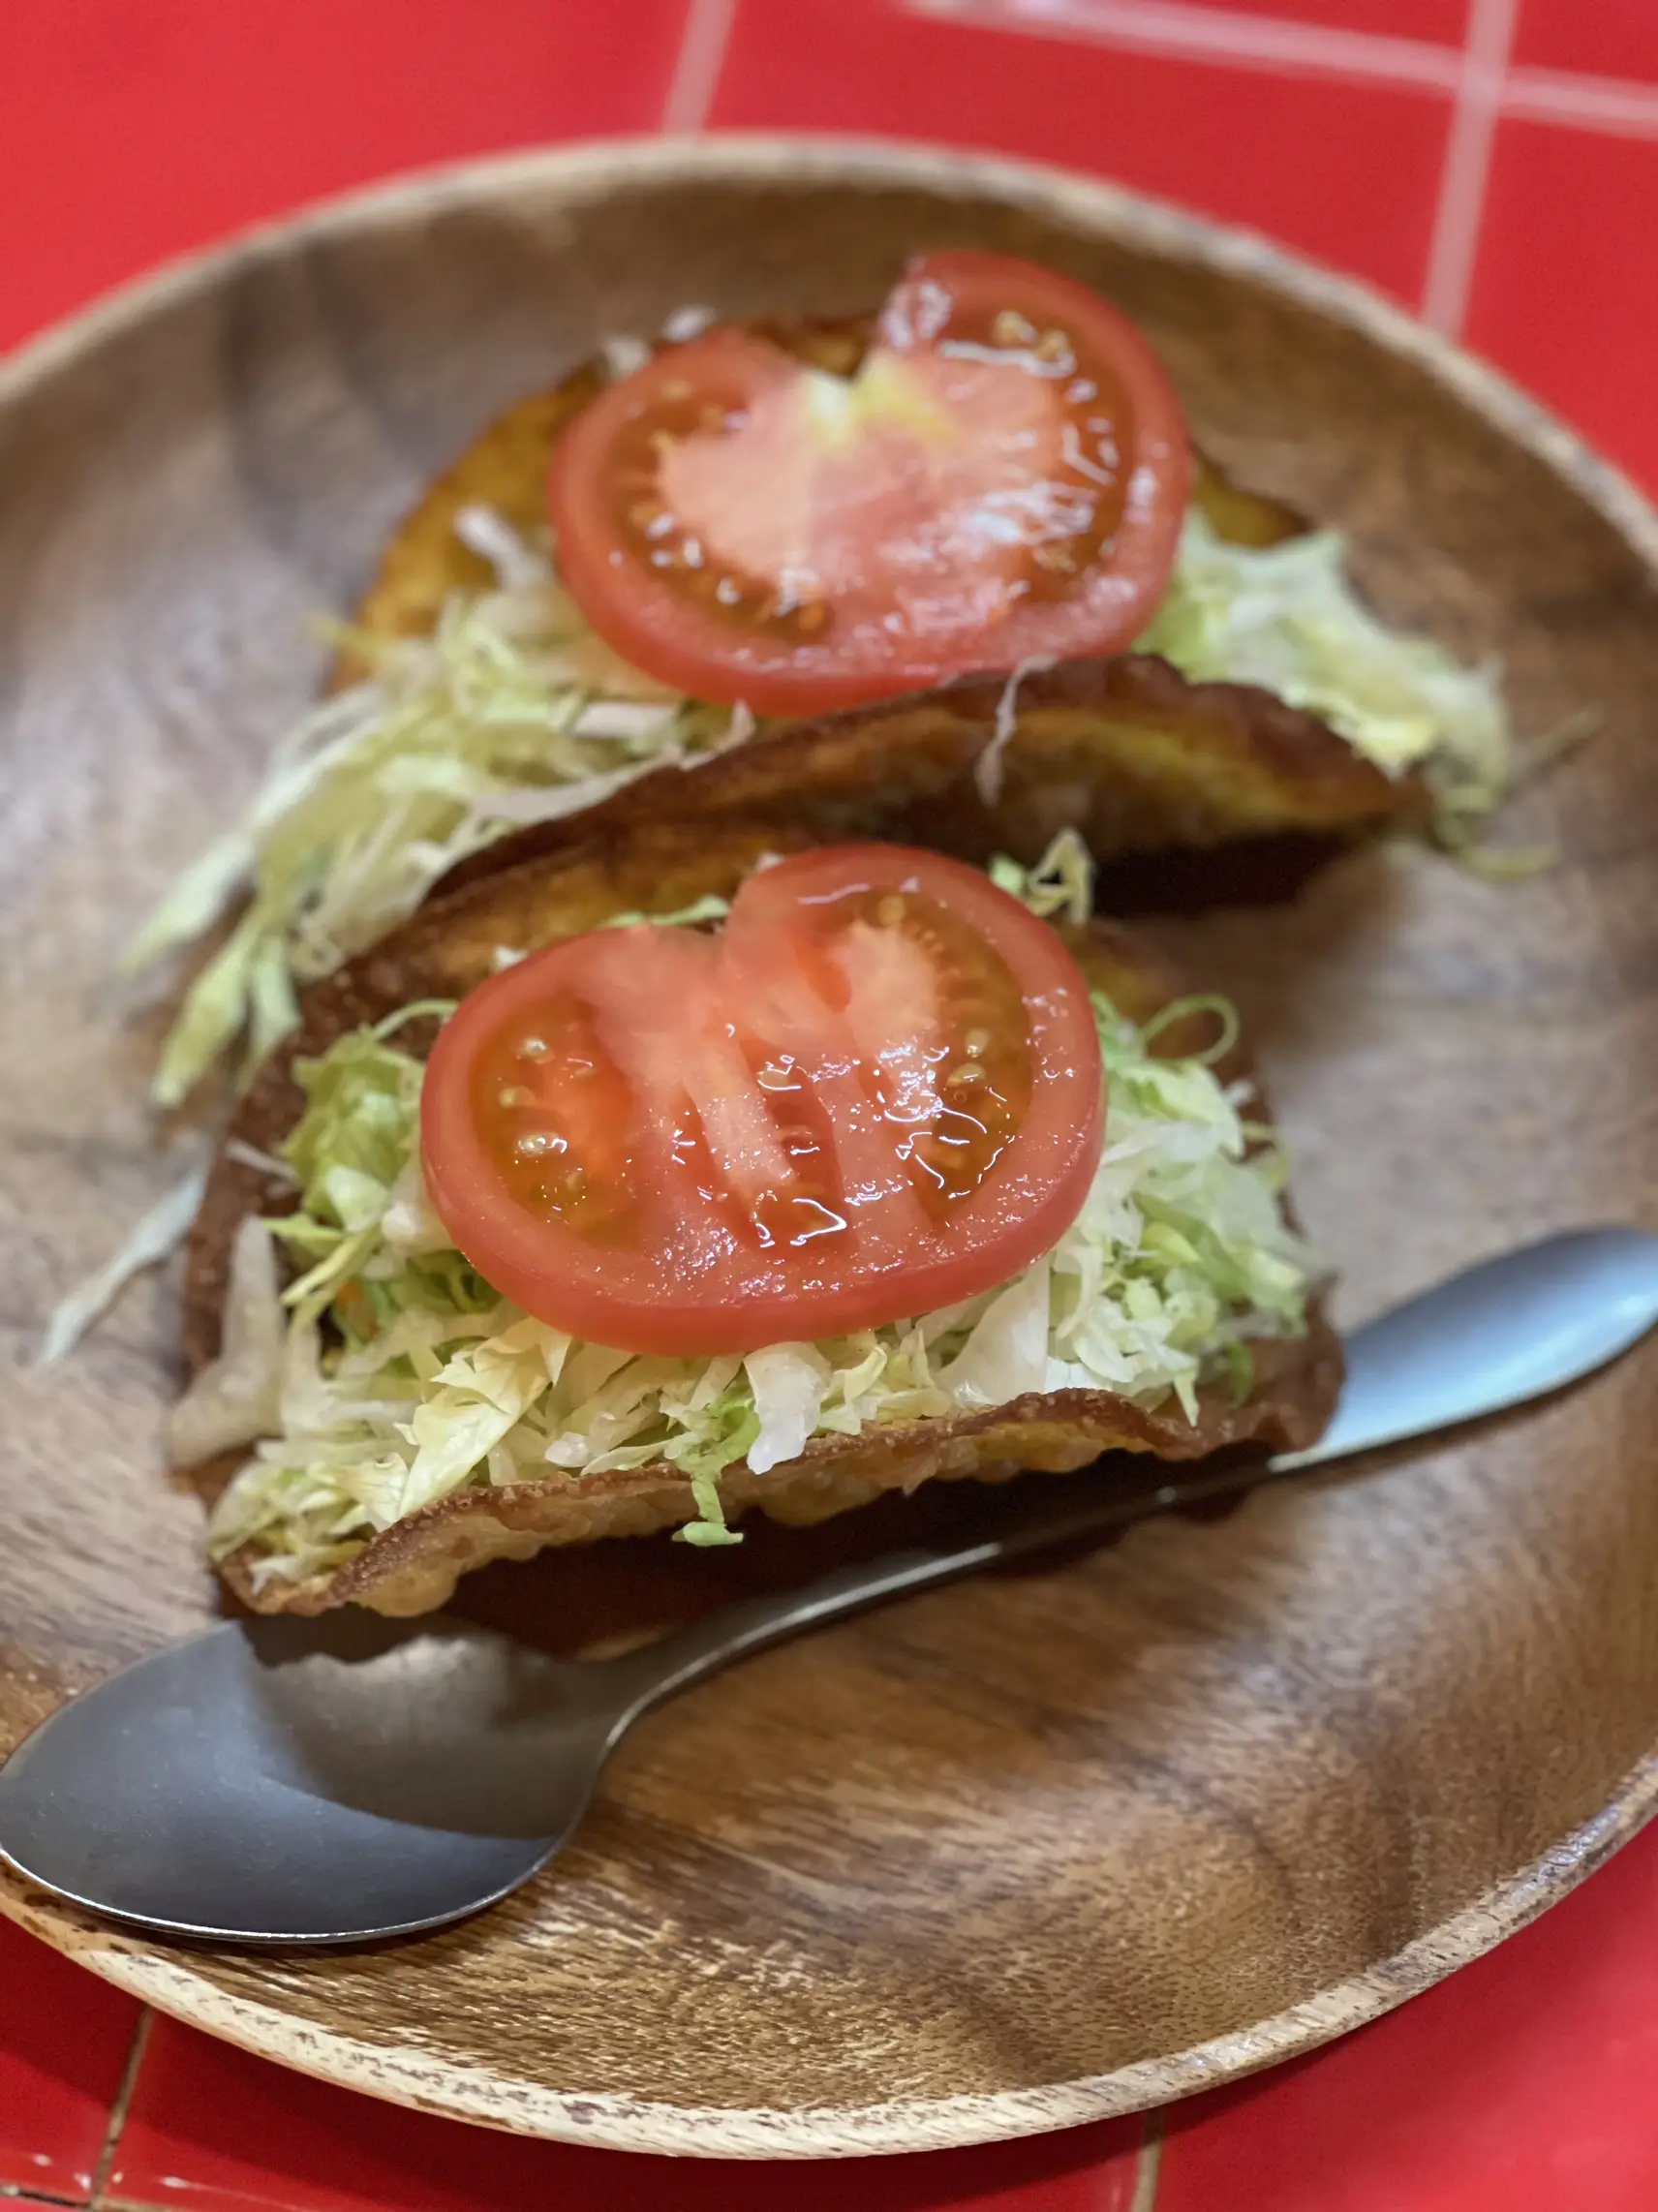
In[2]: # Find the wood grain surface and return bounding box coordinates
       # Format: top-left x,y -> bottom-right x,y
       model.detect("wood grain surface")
2,137 -> 1657,2157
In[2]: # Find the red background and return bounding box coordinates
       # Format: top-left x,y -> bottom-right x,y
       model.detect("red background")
5,0 -> 1658,493
5,2 -> 1658,2205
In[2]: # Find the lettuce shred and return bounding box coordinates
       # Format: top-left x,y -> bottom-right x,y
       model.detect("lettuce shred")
37,1160 -> 209,1367
128,510 -> 746,1109
989,829 -> 1093,926
129,498 -> 1514,1114
1138,509 -> 1513,835
191,859 -> 1319,1587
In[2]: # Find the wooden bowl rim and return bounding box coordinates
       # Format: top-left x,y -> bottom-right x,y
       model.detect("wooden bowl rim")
6,1762 -> 1657,2154
4,130 -> 1658,2158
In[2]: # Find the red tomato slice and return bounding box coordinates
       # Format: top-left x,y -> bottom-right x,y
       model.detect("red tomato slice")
546,251 -> 1190,716
420,846 -> 1105,1358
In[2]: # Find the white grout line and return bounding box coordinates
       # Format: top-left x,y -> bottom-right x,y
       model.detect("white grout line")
1421,0 -> 1520,333
88,2009 -> 152,2209
912,0 -> 1658,146
1506,63 -> 1658,141
1129,2106 -> 1165,2212
909,0 -> 1464,92
660,0 -> 740,132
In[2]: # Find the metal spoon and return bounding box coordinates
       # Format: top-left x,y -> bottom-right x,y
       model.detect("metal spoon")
3,1225 -> 1656,1949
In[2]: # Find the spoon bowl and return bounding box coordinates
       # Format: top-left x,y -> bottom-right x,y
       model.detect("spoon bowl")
0,1622 -> 576,1942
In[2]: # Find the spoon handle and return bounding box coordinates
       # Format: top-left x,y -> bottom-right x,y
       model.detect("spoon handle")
607,1474 -> 1187,1714
1272,1226 -> 1658,1471
609,1224 -> 1658,1716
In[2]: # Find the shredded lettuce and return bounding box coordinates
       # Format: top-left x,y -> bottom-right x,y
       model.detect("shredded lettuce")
130,510 -> 746,1109
167,1213 -> 287,1461
989,828 -> 1093,927
129,489 -> 1514,1117
1138,508 -> 1512,832
37,1160 -> 209,1367
975,654 -> 1058,806
600,893 -> 733,932
192,868 -> 1318,1587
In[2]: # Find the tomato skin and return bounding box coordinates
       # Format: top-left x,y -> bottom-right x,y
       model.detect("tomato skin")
548,328 -> 805,706
547,252 -> 1190,716
420,846 -> 1105,1359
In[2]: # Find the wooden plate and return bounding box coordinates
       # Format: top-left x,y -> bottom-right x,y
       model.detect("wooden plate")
4,137 -> 1657,2160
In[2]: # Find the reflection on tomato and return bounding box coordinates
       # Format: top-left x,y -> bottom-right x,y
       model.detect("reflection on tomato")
547,251 -> 1190,715
420,846 -> 1105,1356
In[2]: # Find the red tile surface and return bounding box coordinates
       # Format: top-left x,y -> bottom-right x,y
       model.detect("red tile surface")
710,0 -> 1453,303
1514,0 -> 1658,84
108,2015 -> 1143,2212
1464,116 -> 1658,495
0,0 -> 691,357
1042,0 -> 1469,44
0,1917 -> 143,2201
1156,1817 -> 1658,2212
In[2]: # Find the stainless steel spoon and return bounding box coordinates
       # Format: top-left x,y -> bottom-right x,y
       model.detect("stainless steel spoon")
4,1225 -> 1656,1949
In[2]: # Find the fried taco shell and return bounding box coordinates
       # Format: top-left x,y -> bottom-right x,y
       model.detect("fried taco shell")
434,651 -> 1425,903
330,323 -> 1424,882
180,819 -> 1341,1618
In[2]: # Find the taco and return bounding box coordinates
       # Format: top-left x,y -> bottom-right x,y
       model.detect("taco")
173,819 -> 1340,1617
129,251 -> 1509,1108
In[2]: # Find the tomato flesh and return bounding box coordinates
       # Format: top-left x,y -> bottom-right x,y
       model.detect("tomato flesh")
420,846 -> 1105,1358
547,251 -> 1190,716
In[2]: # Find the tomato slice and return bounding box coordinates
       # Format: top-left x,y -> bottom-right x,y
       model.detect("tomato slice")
546,251 -> 1190,716
420,846 -> 1104,1357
